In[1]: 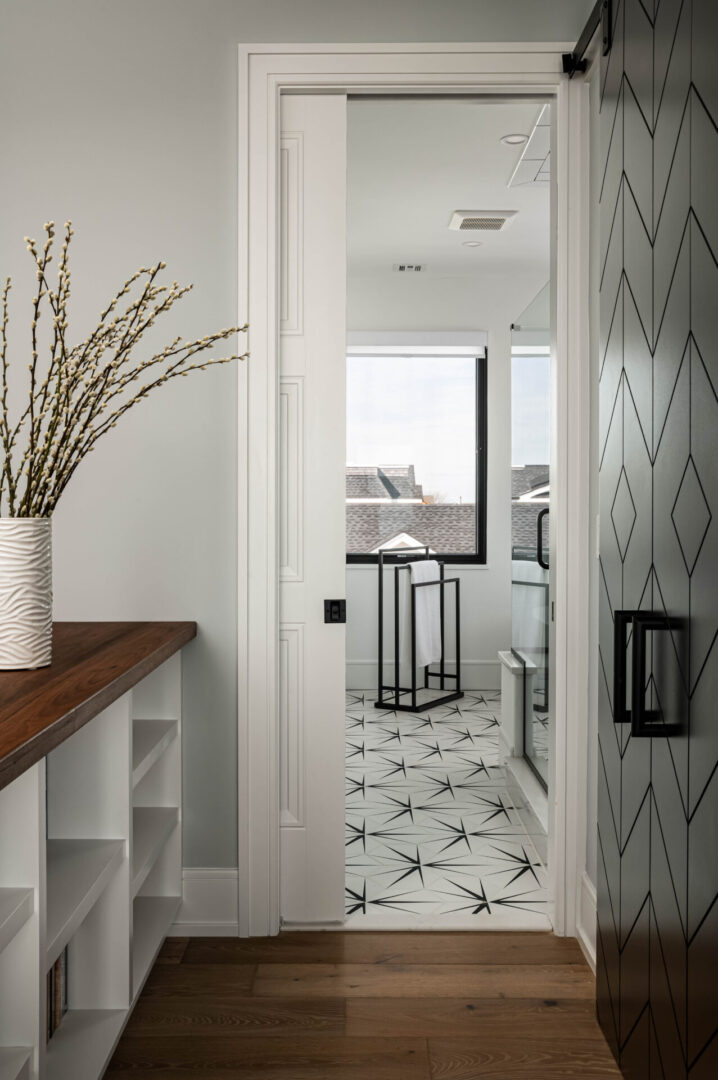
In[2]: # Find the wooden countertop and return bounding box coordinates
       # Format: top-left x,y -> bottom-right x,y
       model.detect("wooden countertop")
0,622 -> 196,792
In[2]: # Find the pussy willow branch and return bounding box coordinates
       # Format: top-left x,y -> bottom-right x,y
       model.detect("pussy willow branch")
0,221 -> 248,518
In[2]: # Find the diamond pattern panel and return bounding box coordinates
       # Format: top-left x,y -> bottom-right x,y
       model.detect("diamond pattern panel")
672,458 -> 712,575
598,2 -> 718,1077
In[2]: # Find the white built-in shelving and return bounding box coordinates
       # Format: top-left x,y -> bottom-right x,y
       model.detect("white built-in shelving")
0,890 -> 33,959
0,1047 -> 32,1080
0,651 -> 183,1080
45,840 -> 125,969
131,808 -> 179,897
132,719 -> 177,788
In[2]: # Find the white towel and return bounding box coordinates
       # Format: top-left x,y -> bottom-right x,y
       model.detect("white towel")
404,559 -> 442,669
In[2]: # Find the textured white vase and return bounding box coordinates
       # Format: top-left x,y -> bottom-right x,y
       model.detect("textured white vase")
0,517 -> 53,669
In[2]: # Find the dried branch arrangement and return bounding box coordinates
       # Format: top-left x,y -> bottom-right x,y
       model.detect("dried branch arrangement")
0,221 -> 247,517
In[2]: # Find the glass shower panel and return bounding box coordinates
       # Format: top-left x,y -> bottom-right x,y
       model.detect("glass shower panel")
510,343 -> 551,788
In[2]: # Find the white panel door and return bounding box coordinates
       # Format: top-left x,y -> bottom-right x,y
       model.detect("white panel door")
279,94 -> 347,924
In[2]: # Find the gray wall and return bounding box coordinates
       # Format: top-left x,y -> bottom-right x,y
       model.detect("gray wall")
0,0 -> 593,869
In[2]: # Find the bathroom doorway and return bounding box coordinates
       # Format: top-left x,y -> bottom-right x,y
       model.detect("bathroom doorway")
239,43 -> 593,939
342,96 -> 552,927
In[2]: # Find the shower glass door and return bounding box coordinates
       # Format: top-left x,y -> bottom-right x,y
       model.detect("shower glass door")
510,340 -> 551,788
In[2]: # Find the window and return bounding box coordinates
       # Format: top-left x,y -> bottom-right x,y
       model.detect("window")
346,347 -> 487,563
510,345 -> 550,561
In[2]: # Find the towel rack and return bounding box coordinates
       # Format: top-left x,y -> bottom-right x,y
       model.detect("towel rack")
375,545 -> 464,713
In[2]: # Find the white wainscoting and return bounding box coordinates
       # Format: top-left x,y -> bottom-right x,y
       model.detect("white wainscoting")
169,869 -> 239,936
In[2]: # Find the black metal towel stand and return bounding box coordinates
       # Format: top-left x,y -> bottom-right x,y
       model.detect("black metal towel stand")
374,545 -> 464,713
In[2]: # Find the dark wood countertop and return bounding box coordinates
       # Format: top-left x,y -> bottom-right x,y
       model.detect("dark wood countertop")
0,621 -> 196,792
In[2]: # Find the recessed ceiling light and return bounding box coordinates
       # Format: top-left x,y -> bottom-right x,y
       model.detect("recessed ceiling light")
501,133 -> 528,146
462,241 -> 482,248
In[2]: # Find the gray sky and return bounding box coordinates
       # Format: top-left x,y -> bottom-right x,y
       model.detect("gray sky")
347,352 -> 550,503
347,354 -> 476,501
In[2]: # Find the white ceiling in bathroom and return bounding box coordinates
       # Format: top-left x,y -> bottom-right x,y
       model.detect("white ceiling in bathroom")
347,98 -> 551,279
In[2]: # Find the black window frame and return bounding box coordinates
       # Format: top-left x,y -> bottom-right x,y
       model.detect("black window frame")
346,351 -> 488,565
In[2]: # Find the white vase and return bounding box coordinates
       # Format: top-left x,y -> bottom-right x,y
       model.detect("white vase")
0,517 -> 53,669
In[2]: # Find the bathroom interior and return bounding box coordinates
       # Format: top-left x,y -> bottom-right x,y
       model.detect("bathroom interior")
342,96 -> 553,928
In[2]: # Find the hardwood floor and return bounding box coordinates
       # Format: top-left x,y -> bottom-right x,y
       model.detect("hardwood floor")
107,932 -> 621,1079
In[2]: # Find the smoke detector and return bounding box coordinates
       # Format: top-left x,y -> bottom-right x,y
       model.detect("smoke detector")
392,263 -> 427,272
448,210 -> 517,232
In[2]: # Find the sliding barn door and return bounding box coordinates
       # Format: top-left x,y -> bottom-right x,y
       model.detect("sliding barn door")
278,94 -> 347,924
597,1 -> 718,1076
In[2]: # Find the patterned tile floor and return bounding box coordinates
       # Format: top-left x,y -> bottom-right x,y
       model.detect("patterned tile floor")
345,689 -> 551,930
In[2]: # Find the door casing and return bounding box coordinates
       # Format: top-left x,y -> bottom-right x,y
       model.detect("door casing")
237,42 -> 594,944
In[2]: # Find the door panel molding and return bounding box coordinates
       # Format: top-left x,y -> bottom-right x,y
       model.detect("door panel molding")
279,377 -> 304,583
279,133 -> 304,337
279,623 -> 304,828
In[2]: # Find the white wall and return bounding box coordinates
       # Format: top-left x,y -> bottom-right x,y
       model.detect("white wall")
1,0 -> 593,870
346,269 -> 548,690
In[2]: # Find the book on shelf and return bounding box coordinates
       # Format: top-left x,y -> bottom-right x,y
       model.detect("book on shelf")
46,946 -> 69,1040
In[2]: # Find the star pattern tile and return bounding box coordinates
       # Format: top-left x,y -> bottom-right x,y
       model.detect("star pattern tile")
345,690 -> 551,930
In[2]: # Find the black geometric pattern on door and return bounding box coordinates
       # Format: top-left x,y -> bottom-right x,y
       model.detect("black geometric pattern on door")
597,2 -> 718,1078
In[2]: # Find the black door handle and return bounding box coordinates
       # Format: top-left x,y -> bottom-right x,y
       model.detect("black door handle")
537,508 -> 549,570
631,612 -> 682,738
613,609 -> 639,725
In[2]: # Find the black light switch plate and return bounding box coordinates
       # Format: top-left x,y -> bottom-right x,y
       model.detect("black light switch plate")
324,599 -> 346,624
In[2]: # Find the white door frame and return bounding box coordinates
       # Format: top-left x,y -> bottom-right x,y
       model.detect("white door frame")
237,42 -> 592,939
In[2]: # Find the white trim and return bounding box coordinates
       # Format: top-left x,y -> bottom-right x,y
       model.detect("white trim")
347,330 -> 488,352
576,870 -> 597,972
551,73 -> 593,940
505,756 -> 549,835
238,42 -> 591,940
169,869 -> 240,937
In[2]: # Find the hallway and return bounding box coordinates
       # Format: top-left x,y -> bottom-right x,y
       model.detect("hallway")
107,931 -> 620,1077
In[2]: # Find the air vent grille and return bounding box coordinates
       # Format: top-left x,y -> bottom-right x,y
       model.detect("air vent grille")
460,217 -> 505,231
449,209 -> 517,232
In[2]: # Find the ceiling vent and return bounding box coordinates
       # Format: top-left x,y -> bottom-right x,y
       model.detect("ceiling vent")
448,210 -> 517,232
392,263 -> 427,272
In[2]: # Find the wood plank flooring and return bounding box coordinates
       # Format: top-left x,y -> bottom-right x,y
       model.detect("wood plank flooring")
107,932 -> 621,1079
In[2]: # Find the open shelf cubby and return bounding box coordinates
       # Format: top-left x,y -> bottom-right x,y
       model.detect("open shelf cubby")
44,1010 -> 127,1080
0,1047 -> 32,1080
0,890 -> 33,959
0,649 -> 183,1079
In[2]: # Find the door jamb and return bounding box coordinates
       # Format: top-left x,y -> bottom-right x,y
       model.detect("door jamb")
237,42 -> 592,940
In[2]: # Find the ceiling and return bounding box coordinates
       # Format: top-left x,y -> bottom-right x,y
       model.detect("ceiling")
347,99 -> 551,280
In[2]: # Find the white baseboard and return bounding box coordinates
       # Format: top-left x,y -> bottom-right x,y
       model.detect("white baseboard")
576,869 -> 597,972
169,868 -> 239,936
346,659 -> 501,691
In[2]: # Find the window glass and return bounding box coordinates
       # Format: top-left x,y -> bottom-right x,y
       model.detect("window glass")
346,353 -> 481,557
